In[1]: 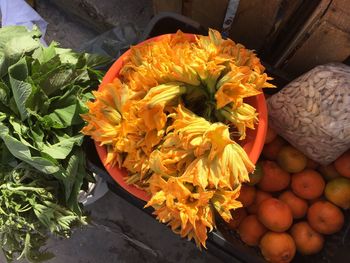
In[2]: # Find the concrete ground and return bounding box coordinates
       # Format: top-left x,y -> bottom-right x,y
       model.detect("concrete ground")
45,191 -> 223,263
0,1 -> 225,263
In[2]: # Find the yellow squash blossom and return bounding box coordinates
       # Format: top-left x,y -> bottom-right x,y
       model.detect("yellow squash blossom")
82,29 -> 275,248
145,175 -> 215,248
146,105 -> 253,243
211,188 -> 243,222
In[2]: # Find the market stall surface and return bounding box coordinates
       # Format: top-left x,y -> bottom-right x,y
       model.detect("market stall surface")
0,1 -> 224,262
0,191 -> 224,263
48,192 -> 224,263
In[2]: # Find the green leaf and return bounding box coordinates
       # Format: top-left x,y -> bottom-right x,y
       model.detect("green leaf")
48,85 -> 82,110
31,54 -> 61,83
44,103 -> 83,129
0,141 -> 16,166
55,48 -> 79,65
85,53 -> 112,68
8,116 -> 36,149
41,134 -> 83,159
0,51 -> 5,78
8,57 -> 32,120
72,68 -> 90,84
4,34 -> 40,59
0,81 -> 9,104
62,153 -> 79,202
25,81 -> 50,115
0,26 -> 40,77
0,122 -> 60,174
66,149 -> 86,214
0,26 -> 40,49
38,65 -> 75,96
77,92 -> 94,113
18,233 -> 55,263
32,42 -> 58,64
28,125 -> 45,149
1,38 -> 40,78
33,204 -> 53,229
8,79 -> 32,120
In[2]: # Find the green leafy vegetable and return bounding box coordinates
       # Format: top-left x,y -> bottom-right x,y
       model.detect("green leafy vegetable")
0,26 -> 111,262
0,163 -> 85,262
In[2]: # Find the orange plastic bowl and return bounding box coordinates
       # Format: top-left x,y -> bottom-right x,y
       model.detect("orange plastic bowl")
94,34 -> 268,202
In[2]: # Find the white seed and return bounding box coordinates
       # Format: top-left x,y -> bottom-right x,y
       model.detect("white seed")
311,103 -> 319,115
309,87 -> 315,97
309,124 -> 317,135
306,100 -> 313,111
289,104 -> 298,115
317,71 -> 332,79
318,78 -> 327,89
300,118 -> 312,124
343,95 -> 350,105
293,119 -> 300,129
313,75 -> 320,83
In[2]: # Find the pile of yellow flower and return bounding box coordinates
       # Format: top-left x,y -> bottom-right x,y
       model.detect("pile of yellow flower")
82,29 -> 274,247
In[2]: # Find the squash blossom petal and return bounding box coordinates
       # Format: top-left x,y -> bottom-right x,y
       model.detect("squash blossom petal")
219,103 -> 259,140
145,176 -> 215,248
211,187 -> 243,222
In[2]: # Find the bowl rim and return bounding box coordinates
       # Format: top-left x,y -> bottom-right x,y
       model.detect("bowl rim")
94,33 -> 268,202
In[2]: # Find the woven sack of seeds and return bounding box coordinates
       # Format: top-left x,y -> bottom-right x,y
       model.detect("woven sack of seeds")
267,63 -> 350,165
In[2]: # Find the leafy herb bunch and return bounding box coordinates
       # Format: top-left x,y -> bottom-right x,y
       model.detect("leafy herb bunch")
0,26 -> 110,262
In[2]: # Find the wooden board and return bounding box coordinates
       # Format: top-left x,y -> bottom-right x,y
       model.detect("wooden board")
190,0 -> 229,30
152,0 -> 292,51
275,0 -> 350,76
283,20 -> 350,76
228,0 -> 282,49
152,0 -> 182,14
323,0 -> 350,32
180,0 -> 285,50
